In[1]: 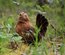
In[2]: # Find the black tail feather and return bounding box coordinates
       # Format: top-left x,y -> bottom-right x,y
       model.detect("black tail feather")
36,13 -> 48,41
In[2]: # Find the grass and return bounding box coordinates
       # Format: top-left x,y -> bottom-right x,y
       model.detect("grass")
0,23 -> 65,55
0,0 -> 65,55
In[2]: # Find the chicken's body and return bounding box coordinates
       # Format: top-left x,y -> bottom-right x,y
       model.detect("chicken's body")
16,12 -> 48,44
16,21 -> 32,35
16,12 -> 35,44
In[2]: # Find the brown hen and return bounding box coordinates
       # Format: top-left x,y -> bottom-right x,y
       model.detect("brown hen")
16,12 -> 48,44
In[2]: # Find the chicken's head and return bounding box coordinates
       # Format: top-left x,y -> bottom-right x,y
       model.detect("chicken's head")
19,12 -> 29,22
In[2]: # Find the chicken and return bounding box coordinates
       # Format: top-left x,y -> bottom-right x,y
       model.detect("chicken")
16,12 -> 48,44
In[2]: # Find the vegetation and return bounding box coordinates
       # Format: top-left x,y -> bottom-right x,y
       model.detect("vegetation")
0,0 -> 65,55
